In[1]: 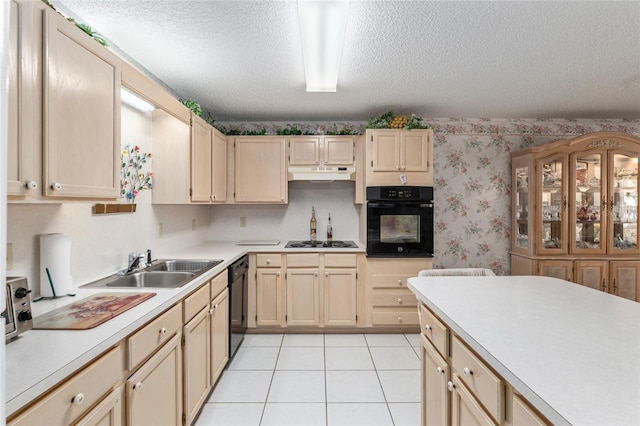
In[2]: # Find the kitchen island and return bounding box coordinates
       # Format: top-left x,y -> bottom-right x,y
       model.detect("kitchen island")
407,275 -> 640,425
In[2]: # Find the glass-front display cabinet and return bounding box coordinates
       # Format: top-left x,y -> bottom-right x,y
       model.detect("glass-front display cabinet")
510,132 -> 640,303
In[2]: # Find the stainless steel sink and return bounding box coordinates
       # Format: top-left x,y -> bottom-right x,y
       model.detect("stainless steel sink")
81,259 -> 224,289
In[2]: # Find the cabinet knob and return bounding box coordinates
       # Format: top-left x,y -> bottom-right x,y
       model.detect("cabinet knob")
276,271 -> 281,276
71,393 -> 85,406
397,316 -> 403,323
266,259 -> 271,264
424,324 -> 431,332
159,327 -> 167,335
25,180 -> 38,190
397,298 -> 403,304
325,272 -> 329,277
51,182 -> 62,191
397,280 -> 403,286
602,278 -> 606,291
436,366 -> 444,375
613,279 -> 617,293
463,367 -> 472,377
209,308 -> 214,315
133,382 -> 143,391
314,272 -> 318,277
447,381 -> 454,392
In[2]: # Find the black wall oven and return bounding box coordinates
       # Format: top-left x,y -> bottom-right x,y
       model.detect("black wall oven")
367,186 -> 434,257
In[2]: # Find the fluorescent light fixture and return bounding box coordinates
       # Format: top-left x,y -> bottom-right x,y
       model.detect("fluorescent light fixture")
298,0 -> 349,92
121,87 -> 155,113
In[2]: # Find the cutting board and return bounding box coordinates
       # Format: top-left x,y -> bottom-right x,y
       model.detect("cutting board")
33,292 -> 156,330
236,240 -> 280,245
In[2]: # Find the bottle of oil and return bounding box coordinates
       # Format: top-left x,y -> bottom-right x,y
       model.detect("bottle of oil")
327,213 -> 333,244
310,206 -> 317,242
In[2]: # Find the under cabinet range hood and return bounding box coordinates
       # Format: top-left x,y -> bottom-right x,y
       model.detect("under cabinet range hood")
287,166 -> 356,182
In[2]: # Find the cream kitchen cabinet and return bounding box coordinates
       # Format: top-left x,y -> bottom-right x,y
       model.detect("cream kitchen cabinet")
43,7 -> 121,199
289,136 -> 355,166
421,334 -> 449,426
255,254 -> 284,327
286,254 -> 321,326
511,132 -> 640,302
191,114 -> 227,203
365,129 -> 433,186
73,385 -> 123,426
323,253 -> 358,327
7,345 -> 124,426
368,258 -> 431,327
233,136 -> 288,203
210,272 -> 229,384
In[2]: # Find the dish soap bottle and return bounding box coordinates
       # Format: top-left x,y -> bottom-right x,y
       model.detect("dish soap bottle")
327,213 -> 333,244
310,206 -> 317,242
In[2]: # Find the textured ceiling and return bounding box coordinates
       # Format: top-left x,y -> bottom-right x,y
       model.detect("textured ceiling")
55,0 -> 640,121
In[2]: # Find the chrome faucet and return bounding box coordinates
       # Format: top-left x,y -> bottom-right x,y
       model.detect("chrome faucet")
124,252 -> 146,274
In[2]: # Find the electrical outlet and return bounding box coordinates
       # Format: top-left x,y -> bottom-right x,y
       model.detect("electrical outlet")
192,219 -> 196,230
6,243 -> 13,270
158,223 -> 164,238
240,216 -> 247,227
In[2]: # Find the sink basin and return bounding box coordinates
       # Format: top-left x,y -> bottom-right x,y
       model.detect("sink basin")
81,259 -> 224,289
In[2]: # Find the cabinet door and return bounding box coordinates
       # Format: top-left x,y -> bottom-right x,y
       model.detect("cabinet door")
211,128 -> 227,202
324,268 -> 357,327
43,9 -> 120,198
575,261 -> 608,293
73,385 -> 123,426
571,150 -> 605,255
151,109 -> 191,204
256,268 -> 283,326
609,261 -> 640,302
126,333 -> 182,426
421,335 -> 449,426
286,269 -> 320,326
211,288 -> 229,384
235,137 -> 287,203
609,150 -> 640,255
537,154 -> 568,255
183,307 -> 211,426
289,136 -> 320,165
512,154 -> 534,255
370,131 -> 400,171
190,114 -> 212,202
538,260 -> 573,281
323,136 -> 354,165
450,374 -> 497,426
401,131 -> 430,171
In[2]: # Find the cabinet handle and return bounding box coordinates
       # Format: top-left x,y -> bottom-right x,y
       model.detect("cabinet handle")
51,182 -> 62,191
266,259 -> 271,264
325,272 -> 329,277
610,196 -> 615,211
436,366 -> 444,375
397,316 -> 403,323
25,180 -> 38,190
209,308 -> 214,315
424,324 -> 431,332
447,381 -> 454,392
159,327 -> 167,335
276,271 -> 281,276
562,196 -> 567,210
397,298 -> 403,304
133,382 -> 143,391
602,197 -> 607,209
613,279 -> 617,293
463,367 -> 472,377
71,393 -> 85,406
397,279 -> 403,286
602,278 -> 606,291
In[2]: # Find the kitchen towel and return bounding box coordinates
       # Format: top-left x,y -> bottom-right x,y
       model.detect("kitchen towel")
40,233 -> 74,297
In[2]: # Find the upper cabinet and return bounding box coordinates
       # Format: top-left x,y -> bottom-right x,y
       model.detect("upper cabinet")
511,132 -> 640,302
365,129 -> 433,186
233,136 -> 288,203
42,8 -> 121,199
190,115 -> 227,203
289,136 -> 355,166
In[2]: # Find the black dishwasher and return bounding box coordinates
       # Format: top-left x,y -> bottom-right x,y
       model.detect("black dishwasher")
228,256 -> 248,358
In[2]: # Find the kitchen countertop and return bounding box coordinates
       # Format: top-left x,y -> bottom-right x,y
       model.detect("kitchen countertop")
5,240 -> 364,416
407,275 -> 640,426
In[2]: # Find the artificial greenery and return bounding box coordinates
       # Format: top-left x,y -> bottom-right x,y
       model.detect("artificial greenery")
180,99 -> 203,117
325,125 -> 357,135
366,110 -> 430,129
275,125 -> 303,135
66,18 -> 108,46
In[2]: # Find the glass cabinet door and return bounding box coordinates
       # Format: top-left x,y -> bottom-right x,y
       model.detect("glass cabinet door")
539,155 -> 567,253
514,163 -> 530,251
610,152 -> 639,253
572,151 -> 604,253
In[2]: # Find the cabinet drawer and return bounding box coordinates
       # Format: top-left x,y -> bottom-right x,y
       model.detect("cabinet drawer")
256,254 -> 281,268
371,291 -> 418,308
286,253 -> 320,267
8,345 -> 123,426
371,273 -> 413,289
451,334 -> 504,423
211,270 -> 228,299
183,282 -> 210,323
372,308 -> 419,326
128,303 -> 182,370
420,304 -> 449,357
325,253 -> 357,268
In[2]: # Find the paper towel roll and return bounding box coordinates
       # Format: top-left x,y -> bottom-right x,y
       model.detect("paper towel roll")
40,234 -> 74,297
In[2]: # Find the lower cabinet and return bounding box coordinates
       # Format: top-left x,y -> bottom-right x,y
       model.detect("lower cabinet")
256,254 -> 284,327
74,385 -> 123,426
126,332 -> 182,426
210,287 -> 229,384
183,306 -> 211,425
419,303 -> 549,426
324,268 -> 357,327
286,254 -> 321,326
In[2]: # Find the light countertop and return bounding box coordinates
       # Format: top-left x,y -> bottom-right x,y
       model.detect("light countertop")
5,240 -> 364,416
407,275 -> 640,426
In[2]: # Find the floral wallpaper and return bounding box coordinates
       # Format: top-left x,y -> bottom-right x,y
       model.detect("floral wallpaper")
216,119 -> 640,275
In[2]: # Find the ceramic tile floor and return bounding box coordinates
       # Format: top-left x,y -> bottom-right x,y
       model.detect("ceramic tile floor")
195,333 -> 421,426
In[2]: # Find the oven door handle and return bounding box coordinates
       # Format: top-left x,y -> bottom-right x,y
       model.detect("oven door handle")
368,202 -> 433,208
